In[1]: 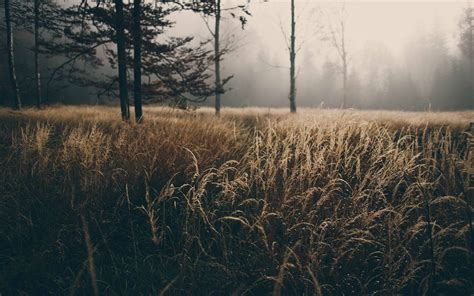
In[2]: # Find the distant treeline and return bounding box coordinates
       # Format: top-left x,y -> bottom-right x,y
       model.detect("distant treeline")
0,0 -> 473,112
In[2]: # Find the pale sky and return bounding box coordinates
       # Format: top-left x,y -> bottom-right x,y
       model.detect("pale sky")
173,1 -> 465,59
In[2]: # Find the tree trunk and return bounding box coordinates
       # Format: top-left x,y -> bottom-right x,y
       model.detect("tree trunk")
341,17 -> 347,109
342,56 -> 347,109
114,0 -> 130,121
133,0 -> 142,122
4,0 -> 21,110
214,0 -> 222,116
34,0 -> 42,108
469,5 -> 473,103
289,0 -> 296,113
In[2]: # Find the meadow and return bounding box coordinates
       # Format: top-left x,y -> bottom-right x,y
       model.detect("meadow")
0,106 -> 473,295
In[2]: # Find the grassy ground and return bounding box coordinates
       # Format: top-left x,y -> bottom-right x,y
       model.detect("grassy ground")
0,106 -> 473,295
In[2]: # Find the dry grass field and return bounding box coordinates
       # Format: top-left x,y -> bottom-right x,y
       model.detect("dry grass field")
0,106 -> 473,295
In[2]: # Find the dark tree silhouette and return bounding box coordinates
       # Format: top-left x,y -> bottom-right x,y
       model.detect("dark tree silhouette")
214,0 -> 222,115
26,1 -> 215,111
133,0 -> 142,122
34,0 -> 41,108
114,0 -> 131,121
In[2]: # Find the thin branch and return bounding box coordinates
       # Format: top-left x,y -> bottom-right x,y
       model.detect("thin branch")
200,15 -> 215,37
279,16 -> 291,53
46,40 -> 111,97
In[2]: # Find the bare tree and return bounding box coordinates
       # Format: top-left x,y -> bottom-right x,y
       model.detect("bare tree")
459,2 -> 474,101
12,0 -> 69,105
4,0 -> 21,109
133,0 -> 142,122
264,0 -> 298,112
114,0 -> 130,121
325,2 -> 348,108
198,0 -> 249,116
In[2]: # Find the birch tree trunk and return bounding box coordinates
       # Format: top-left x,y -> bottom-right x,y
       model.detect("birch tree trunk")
4,0 -> 21,110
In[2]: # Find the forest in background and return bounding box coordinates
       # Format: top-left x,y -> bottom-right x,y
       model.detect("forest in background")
0,0 -> 473,113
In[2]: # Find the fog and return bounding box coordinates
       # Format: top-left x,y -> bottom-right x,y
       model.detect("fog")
188,1 -> 469,109
1,0 -> 473,110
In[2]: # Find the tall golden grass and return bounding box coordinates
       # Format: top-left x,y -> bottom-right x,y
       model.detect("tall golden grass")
0,106 -> 473,295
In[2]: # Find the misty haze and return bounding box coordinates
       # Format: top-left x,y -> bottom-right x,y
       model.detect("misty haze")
1,0 -> 473,109
0,0 -> 473,295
